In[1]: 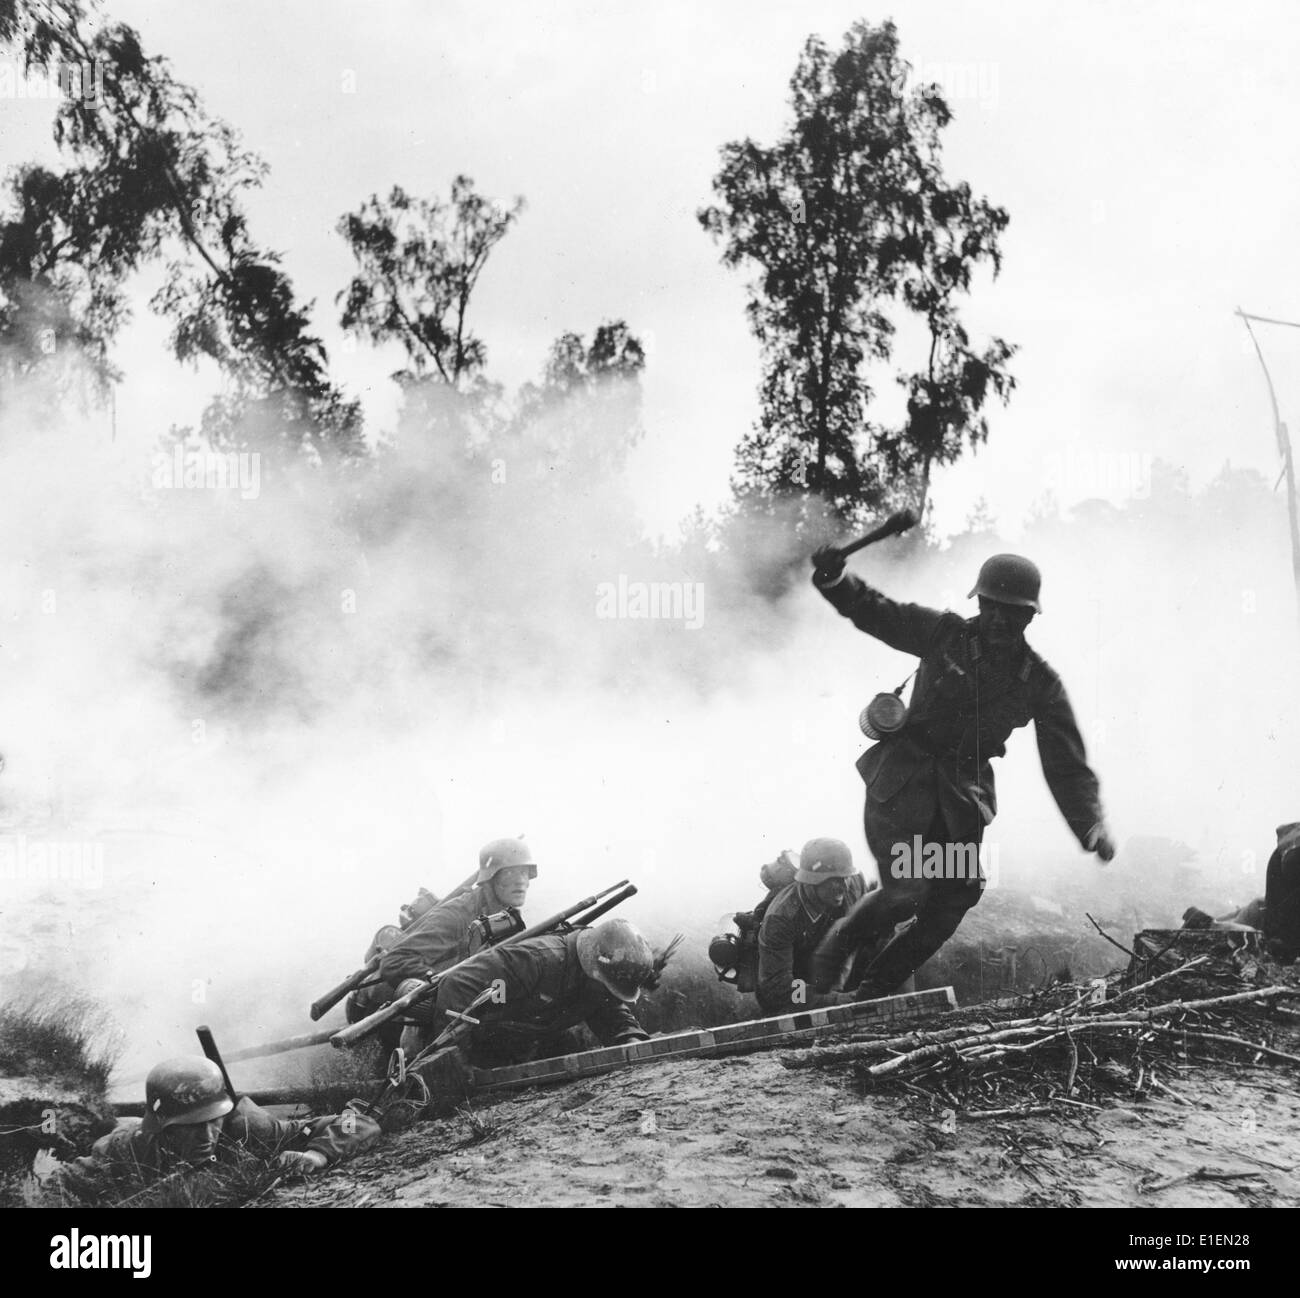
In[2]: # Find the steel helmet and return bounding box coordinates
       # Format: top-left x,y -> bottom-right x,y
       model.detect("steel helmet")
577,918 -> 655,1003
795,837 -> 854,884
968,554 -> 1042,612
477,837 -> 538,885
144,1057 -> 233,1129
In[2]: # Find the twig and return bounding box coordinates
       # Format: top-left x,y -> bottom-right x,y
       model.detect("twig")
1110,957 -> 1210,1005
784,1017 -> 1043,1069
1140,1166 -> 1266,1194
961,1105 -> 1054,1121
1146,1074 -> 1193,1106
1085,913 -> 1135,958
243,1174 -> 284,1207
1104,985 -> 1300,1022
1144,1023 -> 1300,1067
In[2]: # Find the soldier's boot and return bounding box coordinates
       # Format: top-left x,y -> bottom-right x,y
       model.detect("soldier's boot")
854,889 -> 978,996
812,882 -> 921,990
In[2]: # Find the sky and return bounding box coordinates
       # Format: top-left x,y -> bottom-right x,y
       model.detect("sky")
3,0 -> 1299,537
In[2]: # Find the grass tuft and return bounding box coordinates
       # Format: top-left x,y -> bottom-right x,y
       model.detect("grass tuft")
53,1144 -> 291,1209
0,987 -> 123,1093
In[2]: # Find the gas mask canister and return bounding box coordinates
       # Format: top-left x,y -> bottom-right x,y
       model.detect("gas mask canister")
859,671 -> 915,740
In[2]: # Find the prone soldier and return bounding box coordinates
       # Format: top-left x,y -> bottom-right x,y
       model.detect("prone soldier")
59,1056 -> 380,1191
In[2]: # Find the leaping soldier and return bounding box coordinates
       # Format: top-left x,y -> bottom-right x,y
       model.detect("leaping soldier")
809,545 -> 1116,997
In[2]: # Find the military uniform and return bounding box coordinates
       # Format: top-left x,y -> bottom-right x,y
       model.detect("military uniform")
378,883 -> 504,988
68,1097 -> 381,1185
815,568 -> 1106,989
434,929 -> 648,1066
756,875 -> 865,1015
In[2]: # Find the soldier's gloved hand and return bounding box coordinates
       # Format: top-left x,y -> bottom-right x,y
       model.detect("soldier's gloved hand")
276,1149 -> 328,1178
811,545 -> 846,586
1086,823 -> 1117,864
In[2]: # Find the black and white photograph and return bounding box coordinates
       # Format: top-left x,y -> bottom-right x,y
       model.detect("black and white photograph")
0,0 -> 1297,1250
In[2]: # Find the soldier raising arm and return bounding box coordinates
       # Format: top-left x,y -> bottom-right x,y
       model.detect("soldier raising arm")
809,548 -> 1115,998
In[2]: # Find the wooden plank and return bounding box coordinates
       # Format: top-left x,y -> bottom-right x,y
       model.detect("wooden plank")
468,987 -> 958,1093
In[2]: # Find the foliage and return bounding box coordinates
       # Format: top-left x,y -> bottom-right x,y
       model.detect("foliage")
0,989 -> 121,1092
337,178 -> 524,387
699,18 -> 1015,532
0,0 -> 362,458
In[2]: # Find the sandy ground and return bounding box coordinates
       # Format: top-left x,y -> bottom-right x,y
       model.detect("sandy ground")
281,1046 -> 1300,1209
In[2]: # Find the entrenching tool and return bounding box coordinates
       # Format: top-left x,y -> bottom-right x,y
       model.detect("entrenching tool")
196,1025 -> 237,1104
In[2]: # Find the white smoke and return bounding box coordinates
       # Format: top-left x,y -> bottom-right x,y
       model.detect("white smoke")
0,362 -> 1296,1086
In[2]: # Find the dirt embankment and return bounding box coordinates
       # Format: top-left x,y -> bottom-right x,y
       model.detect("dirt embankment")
282,1046 -> 1300,1209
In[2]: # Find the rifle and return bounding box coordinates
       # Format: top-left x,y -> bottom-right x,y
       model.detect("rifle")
309,870 -> 478,1021
330,880 -> 635,1049
196,1025 -> 238,1104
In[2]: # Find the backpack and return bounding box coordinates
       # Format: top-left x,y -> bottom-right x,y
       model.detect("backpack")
709,851 -> 799,992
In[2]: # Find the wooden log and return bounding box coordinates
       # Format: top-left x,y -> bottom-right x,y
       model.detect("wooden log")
222,1027 -> 341,1063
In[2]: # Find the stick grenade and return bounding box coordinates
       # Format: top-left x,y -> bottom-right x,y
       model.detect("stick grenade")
196,1025 -> 238,1103
830,507 -> 920,561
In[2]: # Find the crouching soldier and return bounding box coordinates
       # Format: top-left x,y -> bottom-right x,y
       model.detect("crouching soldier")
755,838 -> 870,1016
377,837 -> 538,1055
427,918 -> 667,1068
62,1056 -> 380,1190
344,885 -> 442,1027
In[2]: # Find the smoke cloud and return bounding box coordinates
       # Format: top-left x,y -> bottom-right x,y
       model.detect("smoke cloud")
0,361 -> 1296,1085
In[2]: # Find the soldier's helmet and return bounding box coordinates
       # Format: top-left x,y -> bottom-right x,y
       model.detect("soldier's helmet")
577,918 -> 655,1003
145,1057 -> 233,1129
795,837 -> 855,885
968,554 -> 1042,613
477,837 -> 538,884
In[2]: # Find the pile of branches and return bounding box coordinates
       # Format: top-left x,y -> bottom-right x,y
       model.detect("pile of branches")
783,954 -> 1300,1120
